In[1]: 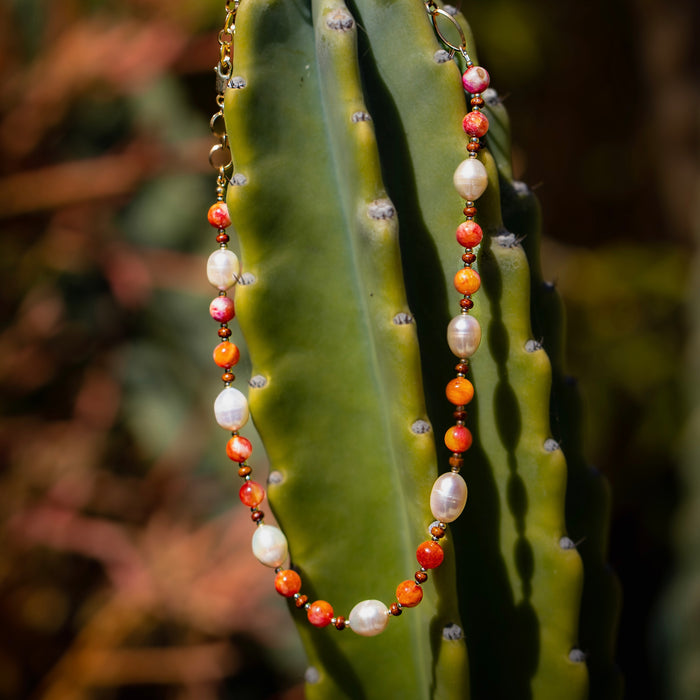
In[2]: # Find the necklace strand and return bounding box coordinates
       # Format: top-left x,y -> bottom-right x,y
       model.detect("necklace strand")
204,0 -> 491,637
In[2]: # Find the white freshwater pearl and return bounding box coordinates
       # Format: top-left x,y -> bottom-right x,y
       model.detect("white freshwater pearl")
447,314 -> 481,358
252,524 -> 288,568
430,472 -> 468,523
207,249 -> 240,290
214,386 -> 249,431
453,157 -> 488,201
348,600 -> 389,637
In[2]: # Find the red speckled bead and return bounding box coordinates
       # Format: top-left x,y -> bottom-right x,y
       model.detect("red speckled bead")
462,65 -> 490,94
308,600 -> 334,627
226,435 -> 253,462
239,480 -> 265,507
208,201 -> 231,228
456,221 -> 483,248
274,569 -> 302,597
462,111 -> 489,138
444,425 -> 473,453
213,342 -> 240,368
454,267 -> 481,295
396,580 -> 423,608
209,296 -> 236,323
416,541 -> 444,569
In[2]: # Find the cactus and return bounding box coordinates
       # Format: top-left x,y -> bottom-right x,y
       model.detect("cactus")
221,0 -> 618,697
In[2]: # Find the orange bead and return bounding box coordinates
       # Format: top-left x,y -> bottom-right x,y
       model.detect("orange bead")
275,569 -> 302,597
213,341 -> 240,368
226,435 -> 252,462
453,268 -> 481,295
307,600 -> 334,627
207,201 -> 231,228
416,541 -> 444,569
456,221 -> 483,248
446,377 -> 474,406
444,425 -> 473,453
396,580 -> 423,608
239,481 -> 265,507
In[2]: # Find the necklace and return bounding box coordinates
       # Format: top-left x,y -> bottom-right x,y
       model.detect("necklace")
204,0 -> 490,637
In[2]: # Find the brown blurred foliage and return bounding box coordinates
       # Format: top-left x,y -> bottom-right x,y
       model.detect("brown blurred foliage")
0,1 -> 303,698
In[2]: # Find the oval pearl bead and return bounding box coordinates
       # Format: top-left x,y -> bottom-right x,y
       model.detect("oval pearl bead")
348,600 -> 389,637
430,472 -> 468,523
447,314 -> 481,358
453,158 -> 488,201
214,386 -> 249,431
207,249 -> 240,291
252,524 -> 288,568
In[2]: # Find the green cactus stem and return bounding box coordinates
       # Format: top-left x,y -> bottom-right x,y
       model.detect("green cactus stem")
221,0 -> 615,697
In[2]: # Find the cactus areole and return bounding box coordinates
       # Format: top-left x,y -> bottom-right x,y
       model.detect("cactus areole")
195,0 -> 619,698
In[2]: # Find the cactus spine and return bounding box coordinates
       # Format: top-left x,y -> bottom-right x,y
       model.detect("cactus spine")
223,0 -> 617,697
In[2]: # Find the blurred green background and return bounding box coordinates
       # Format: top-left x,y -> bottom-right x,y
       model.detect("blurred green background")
0,0 -> 696,698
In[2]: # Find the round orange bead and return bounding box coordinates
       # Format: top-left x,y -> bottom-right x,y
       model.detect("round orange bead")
307,600 -> 334,627
396,580 -> 423,608
446,377 -> 474,405
416,541 -> 444,569
207,201 -> 231,228
213,341 -> 240,368
456,221 -> 483,248
239,481 -> 265,507
226,435 -> 253,462
444,425 -> 473,453
274,569 -> 302,597
454,267 -> 481,295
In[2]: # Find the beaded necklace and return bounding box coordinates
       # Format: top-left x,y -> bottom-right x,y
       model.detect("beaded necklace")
204,0 -> 491,637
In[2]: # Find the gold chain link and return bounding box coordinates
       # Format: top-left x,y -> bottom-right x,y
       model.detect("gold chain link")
209,1 -> 239,180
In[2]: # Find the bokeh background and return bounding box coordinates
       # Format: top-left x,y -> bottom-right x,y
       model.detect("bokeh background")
0,0 -> 696,698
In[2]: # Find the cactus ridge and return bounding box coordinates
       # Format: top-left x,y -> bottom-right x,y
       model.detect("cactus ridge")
499,176 -> 623,699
